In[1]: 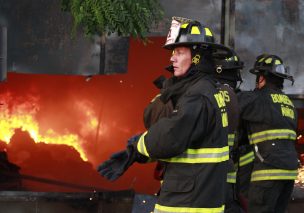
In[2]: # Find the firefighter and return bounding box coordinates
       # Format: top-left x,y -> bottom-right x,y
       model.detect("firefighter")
238,54 -> 298,213
136,17 -> 231,212
98,17 -> 230,212
213,50 -> 245,213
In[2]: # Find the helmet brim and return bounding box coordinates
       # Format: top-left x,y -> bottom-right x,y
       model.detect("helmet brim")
163,41 -> 233,55
249,68 -> 260,75
250,68 -> 293,82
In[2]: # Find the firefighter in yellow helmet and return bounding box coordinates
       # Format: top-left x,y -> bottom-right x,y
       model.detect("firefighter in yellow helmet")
238,54 -> 298,213
98,17 -> 230,212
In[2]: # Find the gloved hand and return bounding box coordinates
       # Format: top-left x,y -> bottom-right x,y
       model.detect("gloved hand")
127,134 -> 141,146
97,147 -> 134,181
97,133 -> 148,181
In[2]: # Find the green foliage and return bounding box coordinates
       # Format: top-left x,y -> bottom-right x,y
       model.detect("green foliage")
61,0 -> 164,41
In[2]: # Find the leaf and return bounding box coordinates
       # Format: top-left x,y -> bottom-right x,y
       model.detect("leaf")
61,0 -> 164,42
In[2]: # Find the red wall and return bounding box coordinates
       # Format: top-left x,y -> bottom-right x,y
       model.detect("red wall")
0,37 -> 171,194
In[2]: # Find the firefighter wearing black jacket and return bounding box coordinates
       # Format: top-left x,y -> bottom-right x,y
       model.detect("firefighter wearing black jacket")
238,54 -> 298,213
213,50 -> 245,213
98,17 -> 232,212
135,18 -> 231,212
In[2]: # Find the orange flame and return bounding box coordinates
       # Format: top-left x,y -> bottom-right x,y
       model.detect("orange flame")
0,92 -> 100,162
295,166 -> 304,188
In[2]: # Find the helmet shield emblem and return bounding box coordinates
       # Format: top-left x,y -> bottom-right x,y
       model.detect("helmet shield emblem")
165,19 -> 182,46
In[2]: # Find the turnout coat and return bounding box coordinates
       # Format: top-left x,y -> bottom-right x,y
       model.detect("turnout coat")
136,72 -> 229,213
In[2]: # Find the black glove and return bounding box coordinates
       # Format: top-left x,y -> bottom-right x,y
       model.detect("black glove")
127,134 -> 141,146
97,148 -> 134,181
97,134 -> 148,181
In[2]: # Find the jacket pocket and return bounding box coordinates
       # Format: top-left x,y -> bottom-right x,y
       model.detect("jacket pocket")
161,176 -> 195,193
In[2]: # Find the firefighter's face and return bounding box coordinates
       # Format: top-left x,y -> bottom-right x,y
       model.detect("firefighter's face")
170,47 -> 192,77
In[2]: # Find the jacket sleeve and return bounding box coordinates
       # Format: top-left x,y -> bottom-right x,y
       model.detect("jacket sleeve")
143,94 -> 174,129
137,93 -> 212,159
237,91 -> 262,122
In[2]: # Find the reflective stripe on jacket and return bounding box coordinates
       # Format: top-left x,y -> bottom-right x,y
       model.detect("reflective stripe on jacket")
251,169 -> 298,181
154,204 -> 225,213
228,133 -> 235,147
227,171 -> 237,184
248,129 -> 297,144
138,136 -> 229,163
226,133 -> 237,184
239,150 -> 254,167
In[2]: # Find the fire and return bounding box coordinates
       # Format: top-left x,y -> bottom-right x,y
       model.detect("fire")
75,100 -> 99,136
295,166 -> 304,188
0,92 -> 91,161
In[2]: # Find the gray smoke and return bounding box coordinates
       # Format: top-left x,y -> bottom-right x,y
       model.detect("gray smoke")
236,0 -> 304,94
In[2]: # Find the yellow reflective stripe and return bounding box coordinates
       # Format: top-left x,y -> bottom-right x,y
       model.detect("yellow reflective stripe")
228,134 -> 235,146
205,27 -> 213,36
154,204 -> 225,213
136,131 -> 150,157
249,129 -> 296,144
251,169 -> 298,181
161,146 -> 229,163
239,151 -> 255,167
181,23 -> 188,28
227,171 -> 237,183
228,141 -> 234,146
151,93 -> 161,102
191,26 -> 200,34
265,58 -> 272,64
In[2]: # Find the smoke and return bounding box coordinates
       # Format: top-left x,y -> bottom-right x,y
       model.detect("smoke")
160,0 -> 222,41
236,0 -> 304,94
